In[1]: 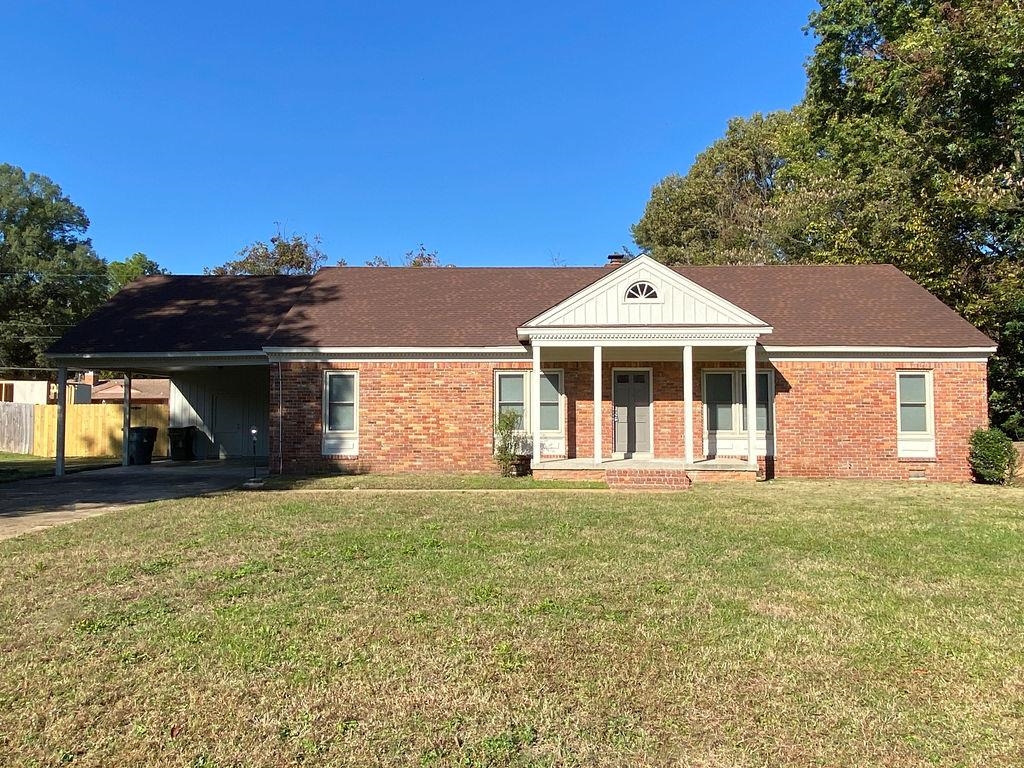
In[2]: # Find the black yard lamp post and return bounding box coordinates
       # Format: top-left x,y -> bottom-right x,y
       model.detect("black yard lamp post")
250,426 -> 258,481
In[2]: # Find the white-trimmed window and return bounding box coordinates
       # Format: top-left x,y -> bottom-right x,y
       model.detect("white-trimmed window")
703,370 -> 772,435
322,370 -> 358,456
896,371 -> 935,458
539,371 -> 562,431
496,372 -> 526,427
494,370 -> 563,432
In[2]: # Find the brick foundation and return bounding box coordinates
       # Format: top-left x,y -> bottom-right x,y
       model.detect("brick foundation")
532,468 -> 607,482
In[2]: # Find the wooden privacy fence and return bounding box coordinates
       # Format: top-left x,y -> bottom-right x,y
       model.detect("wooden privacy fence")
0,402 -> 169,458
0,403 -> 34,454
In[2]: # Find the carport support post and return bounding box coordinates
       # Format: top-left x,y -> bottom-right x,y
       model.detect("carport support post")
122,372 -> 132,467
55,366 -> 67,477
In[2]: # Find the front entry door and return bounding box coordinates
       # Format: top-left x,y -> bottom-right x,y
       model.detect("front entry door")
613,371 -> 651,456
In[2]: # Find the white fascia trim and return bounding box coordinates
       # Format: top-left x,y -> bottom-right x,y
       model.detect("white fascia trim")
48,350 -> 266,360
762,345 -> 996,354
521,326 -> 772,346
764,345 -> 996,362
263,346 -> 527,354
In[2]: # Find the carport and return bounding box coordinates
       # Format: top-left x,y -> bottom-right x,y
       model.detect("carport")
44,274 -> 311,476
45,356 -> 271,476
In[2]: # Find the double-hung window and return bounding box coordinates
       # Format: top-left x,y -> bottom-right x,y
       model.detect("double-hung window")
702,369 -> 773,457
496,372 -> 526,428
322,371 -> 358,456
896,371 -> 935,458
539,371 -> 561,431
494,370 -> 563,432
703,370 -> 772,434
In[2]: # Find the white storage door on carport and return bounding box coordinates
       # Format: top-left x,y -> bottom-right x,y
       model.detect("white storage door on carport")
169,366 -> 269,458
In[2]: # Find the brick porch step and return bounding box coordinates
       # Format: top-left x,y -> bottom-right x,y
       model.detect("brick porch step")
605,467 -> 692,490
533,459 -> 758,488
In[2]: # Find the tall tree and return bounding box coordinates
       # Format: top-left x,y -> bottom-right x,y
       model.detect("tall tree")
205,225 -> 332,275
108,252 -> 167,294
0,164 -> 108,372
803,0 -> 1024,435
633,0 -> 1024,435
632,112 -> 802,264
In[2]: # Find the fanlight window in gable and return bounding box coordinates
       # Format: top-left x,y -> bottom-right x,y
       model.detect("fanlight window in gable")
624,281 -> 659,301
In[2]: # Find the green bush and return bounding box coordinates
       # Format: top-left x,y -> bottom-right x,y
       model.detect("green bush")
969,427 -> 1019,484
494,410 -> 522,478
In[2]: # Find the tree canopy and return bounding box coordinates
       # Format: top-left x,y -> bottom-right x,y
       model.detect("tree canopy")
108,252 -> 167,294
0,164 -> 108,373
365,245 -> 449,267
205,226 -> 331,275
633,0 -> 1024,436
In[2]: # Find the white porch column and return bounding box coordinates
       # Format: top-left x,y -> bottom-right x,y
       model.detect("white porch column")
593,344 -> 603,465
745,343 -> 757,469
531,343 -> 542,466
122,371 -> 132,467
683,345 -> 694,465
55,367 -> 67,477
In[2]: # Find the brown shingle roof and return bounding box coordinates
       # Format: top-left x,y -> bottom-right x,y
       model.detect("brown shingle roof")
47,274 -> 310,354
676,264 -> 993,347
268,264 -> 992,348
48,264 -> 992,356
266,267 -> 602,348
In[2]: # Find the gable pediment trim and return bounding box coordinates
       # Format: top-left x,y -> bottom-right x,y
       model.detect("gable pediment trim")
522,255 -> 767,329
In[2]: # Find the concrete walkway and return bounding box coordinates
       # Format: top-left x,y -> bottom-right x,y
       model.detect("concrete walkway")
0,461 -> 258,541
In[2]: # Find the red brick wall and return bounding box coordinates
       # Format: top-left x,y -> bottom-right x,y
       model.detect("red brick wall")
556,360 -> 685,460
270,357 -> 988,481
270,360 -> 529,474
556,358 -> 987,480
771,360 -> 988,481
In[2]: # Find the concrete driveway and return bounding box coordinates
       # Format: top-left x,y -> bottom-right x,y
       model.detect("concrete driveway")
0,461 -> 259,541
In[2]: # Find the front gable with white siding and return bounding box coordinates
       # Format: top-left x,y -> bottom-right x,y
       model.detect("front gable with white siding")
521,255 -> 768,333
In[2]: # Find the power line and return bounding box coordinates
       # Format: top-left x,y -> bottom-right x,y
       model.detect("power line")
0,272 -> 108,277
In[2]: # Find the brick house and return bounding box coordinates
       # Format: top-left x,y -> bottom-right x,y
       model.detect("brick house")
48,255 -> 994,484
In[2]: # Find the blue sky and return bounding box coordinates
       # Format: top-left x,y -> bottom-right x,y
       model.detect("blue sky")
5,1 -> 816,273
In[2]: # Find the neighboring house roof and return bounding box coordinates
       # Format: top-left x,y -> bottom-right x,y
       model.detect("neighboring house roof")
47,263 -> 992,355
47,275 -> 310,354
90,378 -> 170,402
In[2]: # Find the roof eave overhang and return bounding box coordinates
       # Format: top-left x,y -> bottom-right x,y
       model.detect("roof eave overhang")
263,345 -> 530,362
518,325 -> 774,347
762,345 -> 997,361
45,350 -> 269,371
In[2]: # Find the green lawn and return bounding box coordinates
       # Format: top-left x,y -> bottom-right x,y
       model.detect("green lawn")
0,452 -> 118,483
1,481 -> 1022,767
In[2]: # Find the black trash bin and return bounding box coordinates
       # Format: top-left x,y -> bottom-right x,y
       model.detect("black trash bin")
127,426 -> 158,465
168,425 -> 196,461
